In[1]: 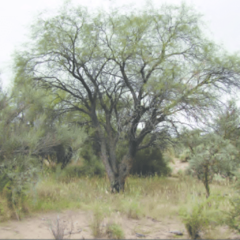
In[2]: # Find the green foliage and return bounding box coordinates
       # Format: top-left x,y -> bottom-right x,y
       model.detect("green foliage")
51,160 -> 105,183
179,196 -> 221,239
80,157 -> 105,177
178,128 -> 203,154
79,140 -> 105,177
225,197 -> 240,233
0,155 -> 39,220
179,149 -> 192,162
213,100 -> 240,145
0,77 -> 87,219
12,1 -> 240,191
106,222 -> 125,239
130,147 -> 171,177
0,197 -> 11,221
91,207 -> 105,238
225,172 -> 240,233
188,134 -> 239,197
53,165 -> 83,182
180,203 -> 204,239
121,199 -> 143,219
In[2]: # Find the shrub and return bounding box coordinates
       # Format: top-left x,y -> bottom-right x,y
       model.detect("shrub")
188,134 -> 238,198
106,222 -> 125,239
0,158 -> 37,220
180,203 -> 205,239
0,197 -> 11,222
130,147 -> 171,177
51,156 -> 105,182
179,196 -> 221,239
79,140 -> 105,177
80,132 -> 171,178
80,155 -> 105,177
225,173 -> 240,232
225,197 -> 240,232
179,149 -> 192,162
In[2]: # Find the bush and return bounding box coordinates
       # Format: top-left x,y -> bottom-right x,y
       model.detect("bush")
79,140 -> 105,177
51,160 -> 105,183
180,203 -> 206,239
225,173 -> 240,232
130,147 -> 171,177
106,222 -> 125,239
225,197 -> 240,232
179,197 -> 221,239
179,149 -> 192,162
51,138 -> 106,182
79,155 -> 105,177
80,134 -> 171,178
0,197 -> 11,222
188,134 -> 238,198
0,158 -> 37,220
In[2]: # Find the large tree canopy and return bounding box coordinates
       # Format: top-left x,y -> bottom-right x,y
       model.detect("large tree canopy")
14,3 -> 240,192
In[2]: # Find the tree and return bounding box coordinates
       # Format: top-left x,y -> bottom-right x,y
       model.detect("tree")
0,80 -> 86,218
10,78 -> 85,167
212,100 -> 240,146
14,3 -> 240,192
178,128 -> 203,154
188,134 -> 238,198
176,128 -> 203,162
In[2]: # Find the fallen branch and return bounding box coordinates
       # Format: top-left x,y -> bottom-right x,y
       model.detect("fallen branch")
64,229 -> 82,236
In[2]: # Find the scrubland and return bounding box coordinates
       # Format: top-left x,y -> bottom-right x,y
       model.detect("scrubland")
1,165 -> 239,239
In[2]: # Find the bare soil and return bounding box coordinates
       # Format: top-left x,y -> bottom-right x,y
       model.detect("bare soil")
169,158 -> 189,175
1,209 -> 240,239
0,209 -> 187,239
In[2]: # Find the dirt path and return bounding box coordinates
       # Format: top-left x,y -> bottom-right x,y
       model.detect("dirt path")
1,209 -> 239,239
169,158 -> 189,175
0,209 -> 190,239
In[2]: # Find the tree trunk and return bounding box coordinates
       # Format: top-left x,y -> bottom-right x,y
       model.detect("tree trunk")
111,155 -> 133,193
101,150 -> 133,193
203,164 -> 210,198
97,117 -> 137,193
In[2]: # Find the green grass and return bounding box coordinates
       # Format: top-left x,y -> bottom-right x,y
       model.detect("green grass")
0,172 -> 238,238
106,222 -> 125,239
90,206 -> 106,238
25,174 -> 236,220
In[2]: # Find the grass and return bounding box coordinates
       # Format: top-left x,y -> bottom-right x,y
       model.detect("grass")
27,174 -> 236,216
0,172 -> 238,238
106,222 -> 125,239
90,206 -> 105,238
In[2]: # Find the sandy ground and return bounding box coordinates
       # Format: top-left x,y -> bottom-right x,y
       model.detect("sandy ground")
1,209 -> 240,239
0,209 -> 190,239
169,158 -> 189,175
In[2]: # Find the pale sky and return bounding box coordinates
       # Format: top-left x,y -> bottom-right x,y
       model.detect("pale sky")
1,0 -> 240,91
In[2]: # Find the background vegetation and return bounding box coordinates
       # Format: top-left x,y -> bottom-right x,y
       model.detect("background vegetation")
1,2 -> 240,239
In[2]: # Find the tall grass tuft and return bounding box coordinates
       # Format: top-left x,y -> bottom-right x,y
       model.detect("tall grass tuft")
106,222 -> 125,239
90,206 -> 105,238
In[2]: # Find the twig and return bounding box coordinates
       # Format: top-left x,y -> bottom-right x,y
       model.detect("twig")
64,229 -> 82,236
